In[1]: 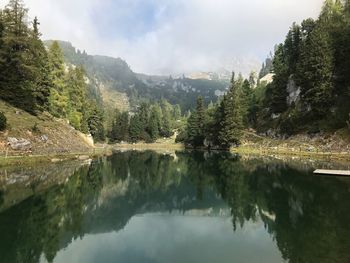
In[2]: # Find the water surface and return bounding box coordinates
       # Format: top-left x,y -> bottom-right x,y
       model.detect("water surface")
0,151 -> 349,263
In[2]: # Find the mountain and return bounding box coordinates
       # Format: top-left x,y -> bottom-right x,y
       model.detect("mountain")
44,41 -> 229,113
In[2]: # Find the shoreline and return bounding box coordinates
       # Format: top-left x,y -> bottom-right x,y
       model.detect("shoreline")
231,146 -> 350,162
112,142 -> 184,152
1,141 -> 350,167
0,147 -> 113,167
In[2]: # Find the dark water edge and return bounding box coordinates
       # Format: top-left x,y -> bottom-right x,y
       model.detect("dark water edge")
0,150 -> 349,263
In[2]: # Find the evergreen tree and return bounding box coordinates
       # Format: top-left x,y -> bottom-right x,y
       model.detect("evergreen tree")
219,73 -> 244,147
173,104 -> 181,120
65,66 -> 87,130
196,96 -> 206,137
186,111 -> 200,146
48,41 -> 69,117
185,96 -> 207,147
110,110 -> 129,142
0,0 -> 45,113
160,100 -> 173,137
284,23 -> 301,74
138,102 -> 149,132
148,106 -> 160,142
29,16 -> 51,111
206,100 -> 223,146
129,115 -> 142,143
87,102 -> 105,141
267,44 -> 289,114
240,79 -> 253,126
296,26 -> 334,119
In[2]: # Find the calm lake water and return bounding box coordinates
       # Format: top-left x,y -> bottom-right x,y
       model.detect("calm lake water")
0,151 -> 350,263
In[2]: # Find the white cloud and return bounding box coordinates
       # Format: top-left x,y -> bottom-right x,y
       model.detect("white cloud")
0,0 -> 325,75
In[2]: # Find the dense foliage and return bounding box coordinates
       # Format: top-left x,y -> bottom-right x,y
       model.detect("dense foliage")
181,0 -> 350,146
0,0 -> 50,113
179,73 -> 253,149
256,0 -> 350,134
109,99 -> 183,143
0,0 -> 105,141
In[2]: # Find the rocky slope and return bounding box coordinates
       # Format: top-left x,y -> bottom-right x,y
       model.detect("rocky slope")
0,100 -> 93,157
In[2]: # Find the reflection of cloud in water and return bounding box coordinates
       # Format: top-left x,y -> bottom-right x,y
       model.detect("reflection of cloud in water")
50,214 -> 283,263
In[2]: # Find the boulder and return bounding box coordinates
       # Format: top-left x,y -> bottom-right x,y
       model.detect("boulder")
7,137 -> 31,151
40,135 -> 49,142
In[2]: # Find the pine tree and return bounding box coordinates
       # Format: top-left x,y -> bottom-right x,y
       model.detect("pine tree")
110,110 -> 129,142
267,44 -> 289,114
159,100 -> 172,137
65,66 -> 87,130
196,96 -> 206,137
296,26 -> 334,119
48,41 -> 69,117
185,96 -> 207,147
206,100 -> 223,146
87,102 -> 105,141
148,106 -> 160,142
30,16 -> 51,111
138,102 -> 149,132
129,115 -> 142,143
284,23 -> 302,74
0,0 -> 39,113
186,111 -> 200,146
240,79 -> 253,126
219,73 -> 243,147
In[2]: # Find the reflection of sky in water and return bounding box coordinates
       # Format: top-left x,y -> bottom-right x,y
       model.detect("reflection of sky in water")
45,213 -> 284,263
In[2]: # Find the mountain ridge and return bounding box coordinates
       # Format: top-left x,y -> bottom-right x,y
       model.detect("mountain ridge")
44,40 -> 229,113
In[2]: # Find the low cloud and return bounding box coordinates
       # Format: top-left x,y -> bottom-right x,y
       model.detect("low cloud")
1,0 -> 324,75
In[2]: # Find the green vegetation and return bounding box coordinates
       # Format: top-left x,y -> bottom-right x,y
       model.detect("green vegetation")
45,40 -> 228,113
180,0 -> 350,149
0,112 -> 6,131
255,0 -> 350,134
109,99 -> 184,143
0,0 -> 105,142
0,0 -> 50,113
179,73 -> 251,149
1,0 -> 349,150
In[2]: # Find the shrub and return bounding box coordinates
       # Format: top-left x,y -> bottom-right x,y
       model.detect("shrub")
68,111 -> 83,131
0,112 -> 7,131
32,122 -> 40,133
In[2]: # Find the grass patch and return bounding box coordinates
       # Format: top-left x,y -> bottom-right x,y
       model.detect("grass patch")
232,146 -> 350,162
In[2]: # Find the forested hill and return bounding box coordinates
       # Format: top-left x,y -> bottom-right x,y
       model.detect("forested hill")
179,0 -> 350,149
44,40 -> 228,112
255,0 -> 350,135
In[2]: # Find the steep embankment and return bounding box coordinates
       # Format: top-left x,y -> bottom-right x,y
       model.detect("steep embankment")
0,100 -> 93,157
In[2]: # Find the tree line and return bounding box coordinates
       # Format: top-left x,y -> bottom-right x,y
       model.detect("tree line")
177,73 -> 255,149
180,0 -> 350,148
0,0 -> 105,140
256,0 -> 350,135
109,99 -> 183,143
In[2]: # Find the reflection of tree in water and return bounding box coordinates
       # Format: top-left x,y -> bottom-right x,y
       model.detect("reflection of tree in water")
198,153 -> 350,263
0,190 -> 3,207
0,151 -> 349,263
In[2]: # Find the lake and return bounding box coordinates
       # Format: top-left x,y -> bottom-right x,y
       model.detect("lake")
0,151 -> 350,263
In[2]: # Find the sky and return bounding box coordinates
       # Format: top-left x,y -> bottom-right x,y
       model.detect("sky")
0,0 -> 325,75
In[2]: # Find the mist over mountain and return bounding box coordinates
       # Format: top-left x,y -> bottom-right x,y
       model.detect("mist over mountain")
44,40 -> 229,112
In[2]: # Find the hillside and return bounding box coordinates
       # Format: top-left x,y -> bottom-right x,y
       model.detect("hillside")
0,101 -> 93,156
44,41 -> 229,112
